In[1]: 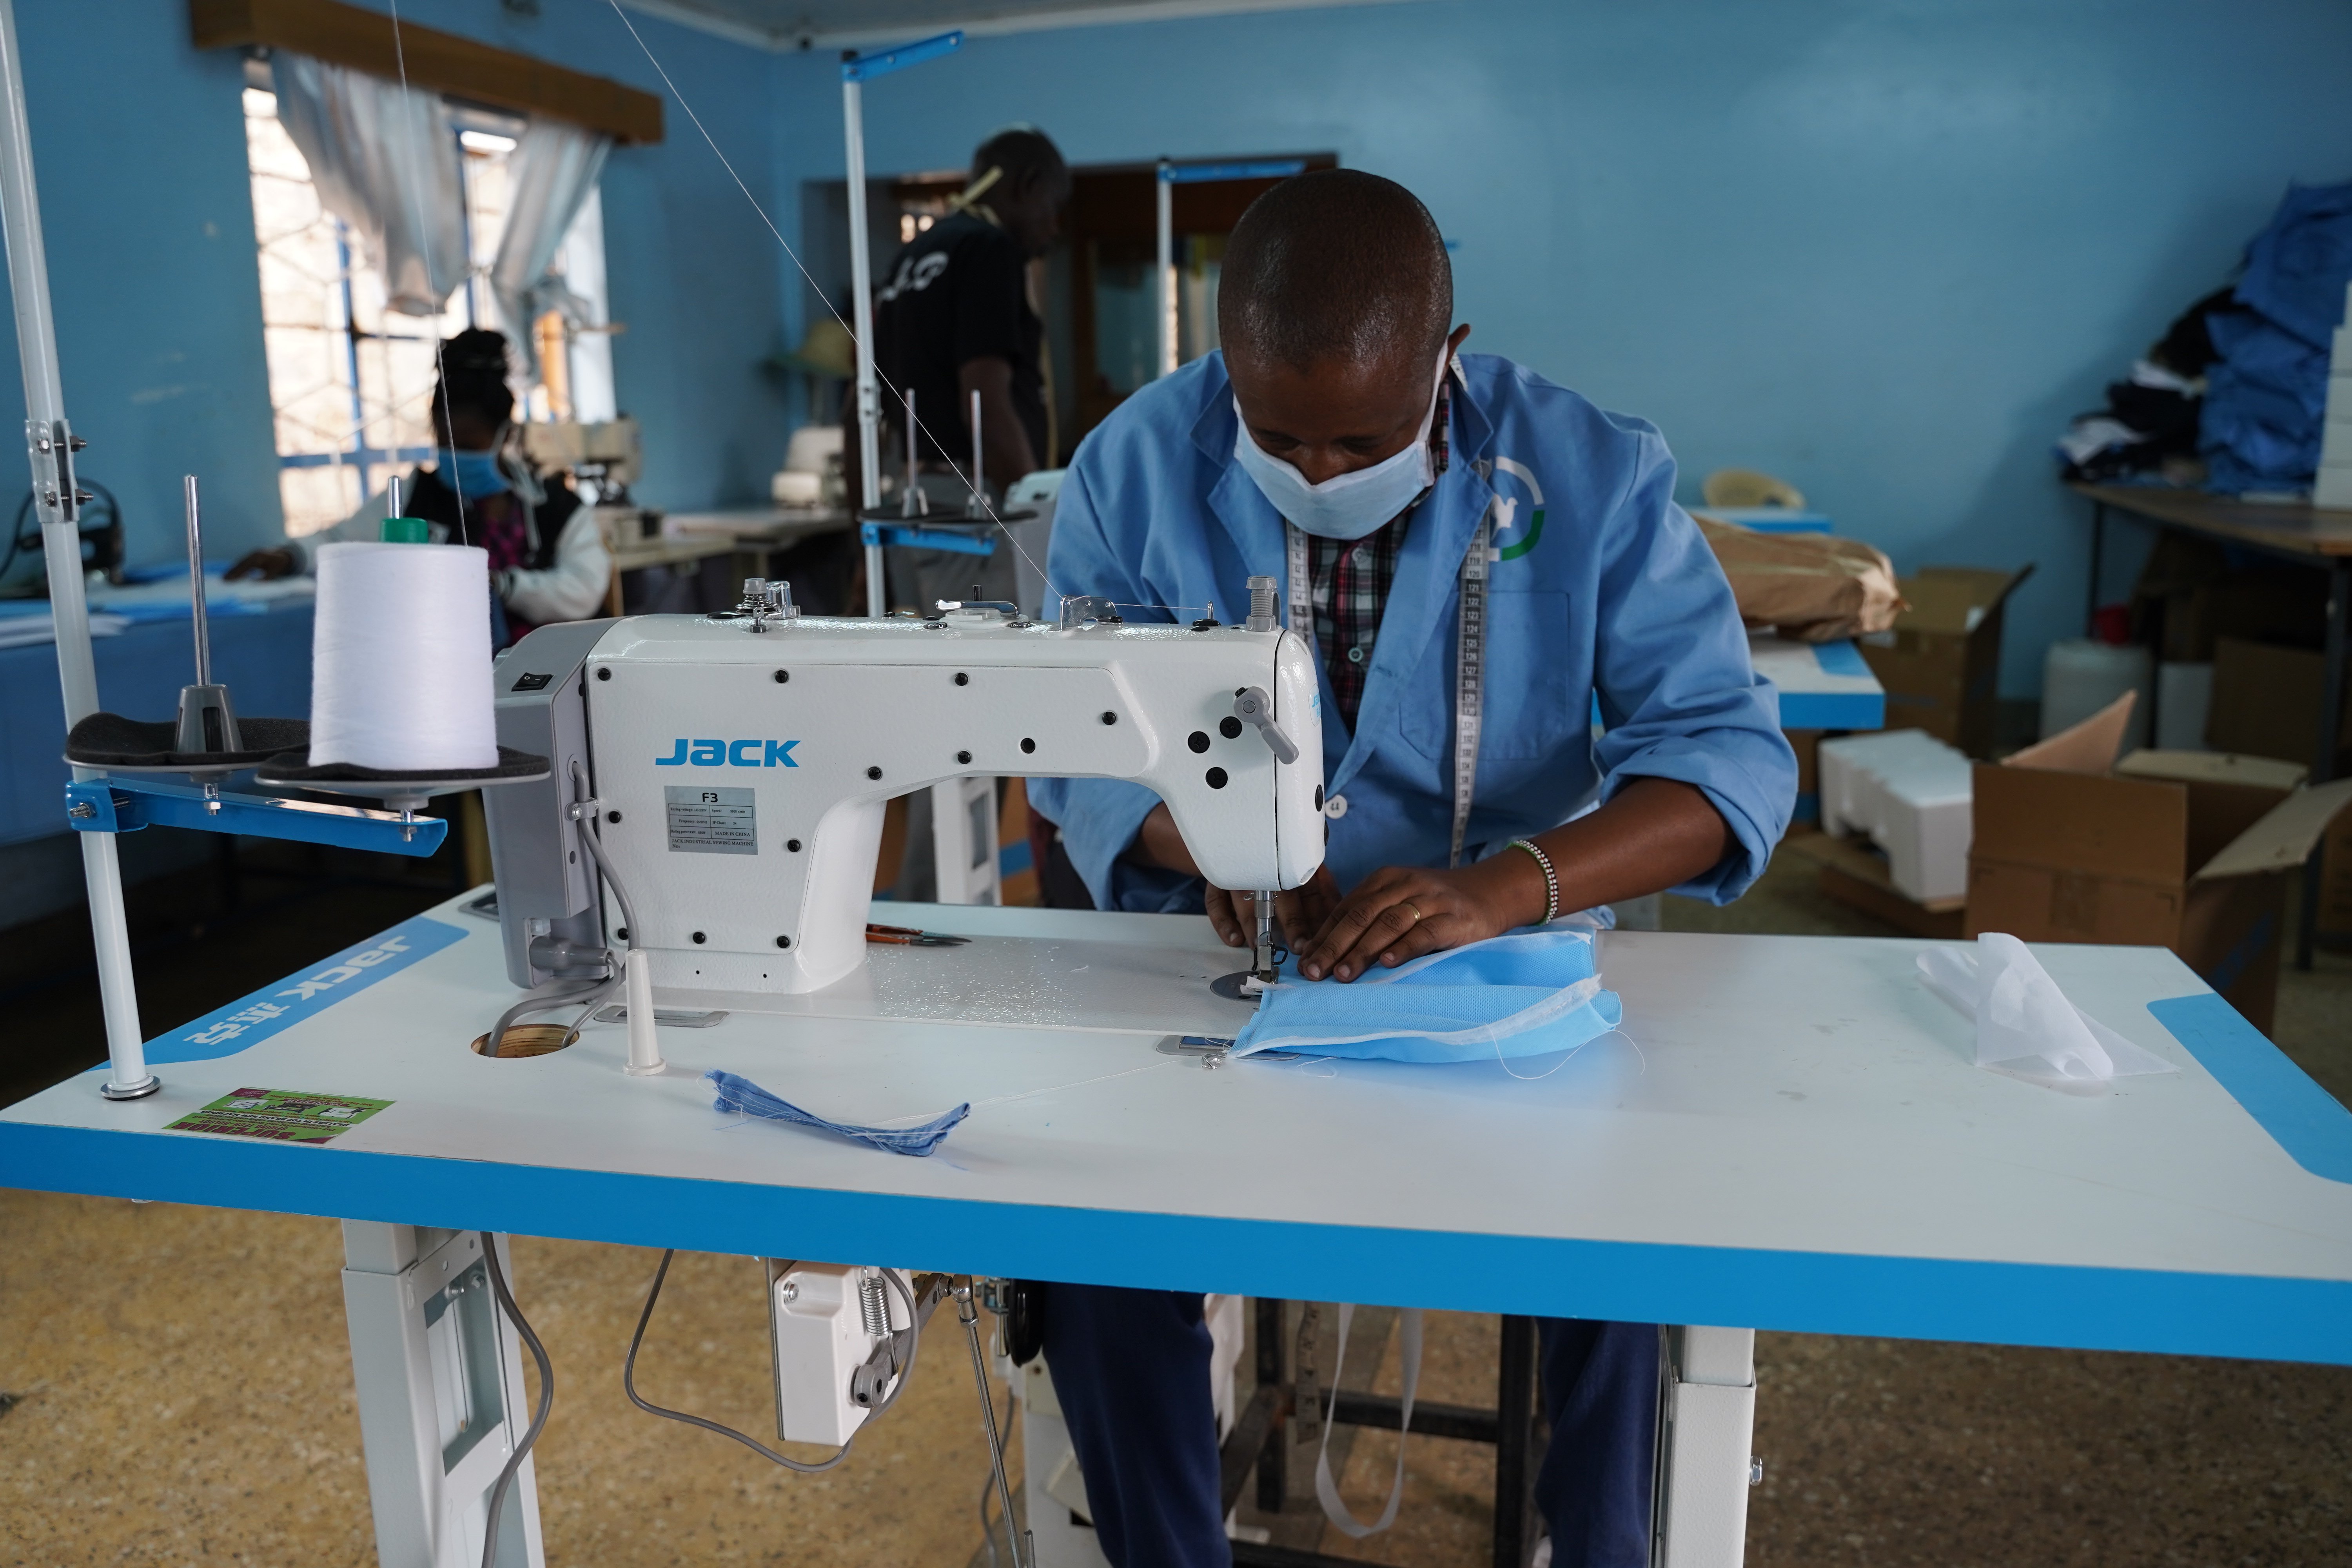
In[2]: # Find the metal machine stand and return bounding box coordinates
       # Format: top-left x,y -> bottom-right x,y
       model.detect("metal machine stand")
341,1224 -> 546,1568
1208,1305 -> 1755,1568
1652,1327 -> 1759,1568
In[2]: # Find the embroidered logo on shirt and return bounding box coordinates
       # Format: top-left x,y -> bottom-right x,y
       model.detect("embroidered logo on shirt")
1490,455 -> 1547,562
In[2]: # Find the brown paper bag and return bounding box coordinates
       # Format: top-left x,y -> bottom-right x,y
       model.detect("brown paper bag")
1693,513 -> 1904,643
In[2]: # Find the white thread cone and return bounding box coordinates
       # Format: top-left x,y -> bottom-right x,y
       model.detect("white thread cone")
309,541 -> 497,770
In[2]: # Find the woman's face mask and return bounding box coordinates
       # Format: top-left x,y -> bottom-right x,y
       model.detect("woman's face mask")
1232,352 -> 1448,541
437,425 -> 514,503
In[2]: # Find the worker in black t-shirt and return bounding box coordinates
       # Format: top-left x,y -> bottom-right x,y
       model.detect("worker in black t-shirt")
867,125 -> 1069,613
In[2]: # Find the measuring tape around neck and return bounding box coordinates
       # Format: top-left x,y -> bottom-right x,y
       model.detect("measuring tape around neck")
1284,511 -> 1494,868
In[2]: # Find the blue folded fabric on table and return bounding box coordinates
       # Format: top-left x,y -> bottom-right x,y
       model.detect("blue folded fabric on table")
707,1068 -> 968,1156
1231,927 -> 1622,1063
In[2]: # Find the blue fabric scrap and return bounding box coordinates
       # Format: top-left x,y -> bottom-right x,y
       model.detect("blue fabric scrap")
706,1069 -> 968,1157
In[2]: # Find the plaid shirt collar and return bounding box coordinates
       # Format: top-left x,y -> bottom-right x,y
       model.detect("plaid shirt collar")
1304,372 -> 1454,728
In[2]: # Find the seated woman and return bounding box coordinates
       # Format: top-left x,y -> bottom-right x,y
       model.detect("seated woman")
232,328 -> 611,645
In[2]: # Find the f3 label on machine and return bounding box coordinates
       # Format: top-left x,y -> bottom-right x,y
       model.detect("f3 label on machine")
665,785 -> 758,855
654,738 -> 799,768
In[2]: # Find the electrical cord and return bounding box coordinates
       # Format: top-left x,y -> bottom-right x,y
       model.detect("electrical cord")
623,1251 -> 923,1473
964,1296 -> 1024,1568
483,974 -> 621,1057
570,757 -> 641,944
978,1386 -> 1014,1568
479,1233 -> 553,1568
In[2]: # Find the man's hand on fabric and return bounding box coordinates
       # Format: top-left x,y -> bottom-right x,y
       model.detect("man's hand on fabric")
1298,854 -> 1547,982
1300,777 -> 1731,981
1132,803 -> 1339,951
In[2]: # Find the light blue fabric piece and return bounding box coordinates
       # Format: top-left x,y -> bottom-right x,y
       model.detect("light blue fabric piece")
1028,352 -> 1795,916
435,448 -> 512,502
1230,928 -> 1622,1064
707,1069 -> 967,1156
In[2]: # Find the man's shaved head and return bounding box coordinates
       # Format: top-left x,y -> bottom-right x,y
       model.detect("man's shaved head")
1220,170 -> 1452,374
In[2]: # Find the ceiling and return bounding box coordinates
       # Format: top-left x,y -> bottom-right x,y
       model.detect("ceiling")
619,0 -> 1392,51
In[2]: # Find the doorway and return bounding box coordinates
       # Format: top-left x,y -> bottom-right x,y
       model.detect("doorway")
801,152 -> 1338,461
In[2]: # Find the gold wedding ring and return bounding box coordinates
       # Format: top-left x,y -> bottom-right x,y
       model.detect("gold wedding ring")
1401,901 -> 1426,925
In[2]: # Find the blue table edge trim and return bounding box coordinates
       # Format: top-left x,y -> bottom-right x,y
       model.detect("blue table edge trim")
1774,692 -> 1884,730
0,1121 -> 2345,1367
2148,992 -> 2352,1185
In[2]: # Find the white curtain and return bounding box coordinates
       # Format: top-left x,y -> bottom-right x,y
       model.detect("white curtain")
490,120 -> 612,375
272,53 -> 467,318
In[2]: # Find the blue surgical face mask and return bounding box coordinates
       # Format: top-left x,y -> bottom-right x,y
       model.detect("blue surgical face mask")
1232,355 -> 1448,540
436,446 -> 511,502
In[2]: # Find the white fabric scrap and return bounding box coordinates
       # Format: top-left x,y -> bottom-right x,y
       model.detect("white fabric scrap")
1916,933 -> 2176,1094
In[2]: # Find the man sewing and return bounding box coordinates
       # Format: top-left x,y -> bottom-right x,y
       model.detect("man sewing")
1026,171 -> 1795,1568
867,124 -> 1068,614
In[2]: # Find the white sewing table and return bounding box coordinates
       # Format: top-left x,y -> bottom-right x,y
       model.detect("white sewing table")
4,896 -> 2347,1568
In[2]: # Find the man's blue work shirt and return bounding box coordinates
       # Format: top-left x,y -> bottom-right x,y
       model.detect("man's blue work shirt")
1028,351 -> 1797,913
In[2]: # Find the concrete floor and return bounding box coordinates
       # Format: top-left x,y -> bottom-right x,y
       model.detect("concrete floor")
4,850 -> 2349,1566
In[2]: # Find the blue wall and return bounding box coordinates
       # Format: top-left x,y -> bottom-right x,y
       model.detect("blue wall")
767,0 -> 2352,696
0,0 -> 791,567
0,0 -> 2348,695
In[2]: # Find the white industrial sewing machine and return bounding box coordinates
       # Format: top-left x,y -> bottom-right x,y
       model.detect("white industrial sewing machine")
482,578 -> 1325,1011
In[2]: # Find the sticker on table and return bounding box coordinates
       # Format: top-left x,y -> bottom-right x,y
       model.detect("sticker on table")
166,1087 -> 393,1145
665,785 -> 758,855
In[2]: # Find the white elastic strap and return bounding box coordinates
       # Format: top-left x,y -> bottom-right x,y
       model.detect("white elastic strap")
1313,1303 -> 1423,1539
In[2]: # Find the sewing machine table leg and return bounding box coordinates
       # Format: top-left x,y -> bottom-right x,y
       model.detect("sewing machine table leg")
1652,1325 -> 1757,1568
341,1222 -> 546,1568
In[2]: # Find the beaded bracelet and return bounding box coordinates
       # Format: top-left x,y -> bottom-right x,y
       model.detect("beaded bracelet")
1508,838 -> 1559,925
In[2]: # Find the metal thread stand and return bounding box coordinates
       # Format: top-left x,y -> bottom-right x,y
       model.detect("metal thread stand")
841,31 -> 963,618
1153,159 -> 1307,385
0,0 -> 152,1099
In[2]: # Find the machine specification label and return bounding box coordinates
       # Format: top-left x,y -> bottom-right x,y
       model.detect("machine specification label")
665,785 -> 758,855
167,1088 -> 394,1145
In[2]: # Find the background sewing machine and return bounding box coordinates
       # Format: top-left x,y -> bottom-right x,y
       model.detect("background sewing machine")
482,587 -> 1325,1004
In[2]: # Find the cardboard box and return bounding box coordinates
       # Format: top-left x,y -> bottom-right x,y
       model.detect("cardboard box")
1858,565 -> 2033,759
2206,637 -> 2352,771
2129,532 -> 2329,662
1967,746 -> 2352,1036
2321,805 -> 2352,949
1786,728 -> 1822,826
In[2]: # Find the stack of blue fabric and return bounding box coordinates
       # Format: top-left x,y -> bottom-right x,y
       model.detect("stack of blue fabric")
2201,180 -> 2352,495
